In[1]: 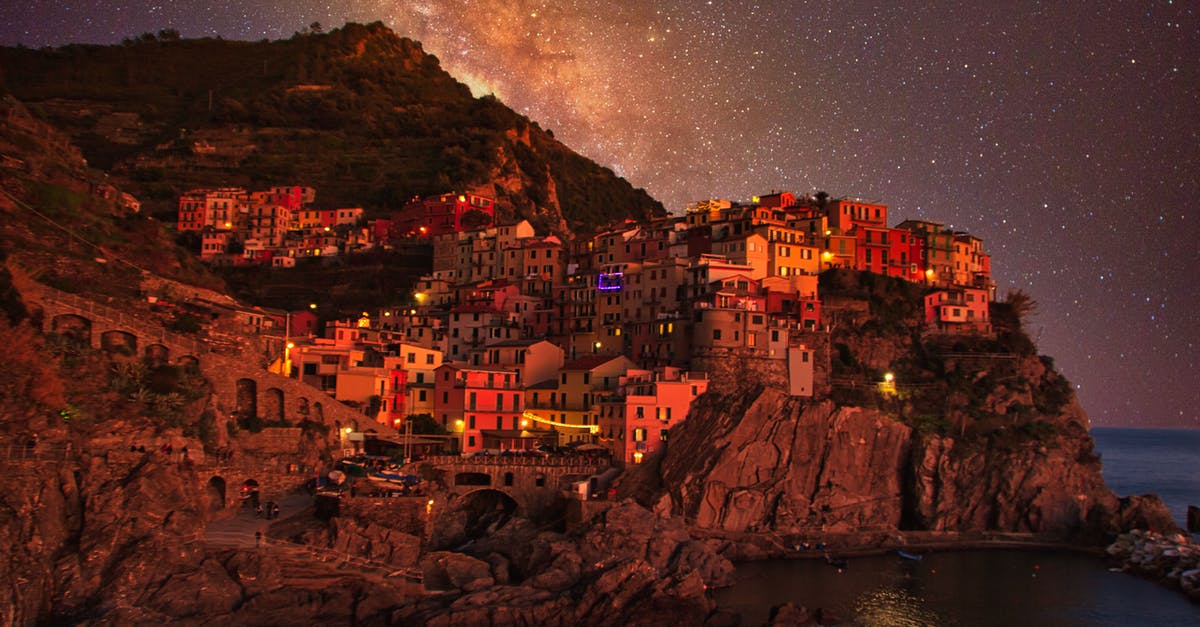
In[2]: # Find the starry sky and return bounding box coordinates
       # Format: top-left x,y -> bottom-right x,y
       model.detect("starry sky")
2,2 -> 1198,427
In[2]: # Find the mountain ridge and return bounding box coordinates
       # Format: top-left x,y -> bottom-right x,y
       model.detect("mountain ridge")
0,21 -> 664,233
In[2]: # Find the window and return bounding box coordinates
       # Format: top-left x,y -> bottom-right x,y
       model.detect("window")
407,352 -> 416,363
426,354 -> 435,364
469,392 -> 477,410
468,415 -> 476,428
713,329 -> 722,340
636,406 -> 644,418
442,391 -> 448,403
583,373 -> 591,385
633,428 -> 646,442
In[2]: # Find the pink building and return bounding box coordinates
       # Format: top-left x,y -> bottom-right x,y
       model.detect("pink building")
924,287 -> 991,333
598,367 -> 709,465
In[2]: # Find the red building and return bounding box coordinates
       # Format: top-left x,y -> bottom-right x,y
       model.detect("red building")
384,367 -> 409,429
434,363 -> 524,452
395,192 -> 495,237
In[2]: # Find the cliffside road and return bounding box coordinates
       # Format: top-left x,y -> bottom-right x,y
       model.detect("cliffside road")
203,491 -> 312,548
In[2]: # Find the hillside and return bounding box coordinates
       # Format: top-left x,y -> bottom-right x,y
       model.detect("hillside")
0,22 -> 664,232
0,95 -> 221,302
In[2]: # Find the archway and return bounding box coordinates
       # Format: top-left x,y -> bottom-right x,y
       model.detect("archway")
206,476 -> 227,513
296,397 -> 310,420
311,401 -> 324,423
263,387 -> 285,423
51,314 -> 92,346
235,378 -> 257,419
143,343 -> 169,365
176,355 -> 200,372
459,488 -> 519,540
100,330 -> 137,358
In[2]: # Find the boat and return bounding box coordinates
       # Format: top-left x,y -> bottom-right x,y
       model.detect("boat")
368,471 -> 420,487
898,550 -> 923,561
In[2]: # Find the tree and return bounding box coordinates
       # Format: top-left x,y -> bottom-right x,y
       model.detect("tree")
460,209 -> 492,230
157,29 -> 180,42
1004,288 -> 1039,327
310,22 -> 323,34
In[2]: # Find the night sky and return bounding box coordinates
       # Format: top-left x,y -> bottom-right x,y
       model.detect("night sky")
2,2 -> 1197,427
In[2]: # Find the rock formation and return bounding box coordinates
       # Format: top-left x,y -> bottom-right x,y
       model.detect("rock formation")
1107,529 -> 1200,602
660,380 -> 1175,546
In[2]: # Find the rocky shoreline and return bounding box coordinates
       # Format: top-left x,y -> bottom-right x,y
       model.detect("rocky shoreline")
1106,529 -> 1200,603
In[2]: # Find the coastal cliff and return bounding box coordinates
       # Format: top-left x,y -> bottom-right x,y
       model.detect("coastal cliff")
661,385 -> 1169,542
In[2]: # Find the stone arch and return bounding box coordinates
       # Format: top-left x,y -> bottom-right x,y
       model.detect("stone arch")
263,387 -> 285,423
51,314 -> 92,345
144,343 -> 170,365
455,472 -> 491,487
311,401 -> 324,423
235,378 -> 257,419
206,476 -> 227,513
296,397 -> 310,419
458,488 -> 519,539
100,330 -> 138,357
176,354 -> 200,369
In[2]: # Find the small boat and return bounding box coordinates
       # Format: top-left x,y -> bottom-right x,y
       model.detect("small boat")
368,471 -> 420,487
898,550 -> 923,561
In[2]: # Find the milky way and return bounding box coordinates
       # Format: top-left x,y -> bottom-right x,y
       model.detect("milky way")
2,1 -> 1198,426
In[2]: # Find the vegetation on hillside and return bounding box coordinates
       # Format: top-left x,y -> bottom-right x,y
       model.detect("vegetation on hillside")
0,22 -> 664,231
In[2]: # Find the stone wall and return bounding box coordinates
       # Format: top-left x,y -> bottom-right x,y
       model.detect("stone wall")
691,331 -> 831,398
240,427 -> 304,454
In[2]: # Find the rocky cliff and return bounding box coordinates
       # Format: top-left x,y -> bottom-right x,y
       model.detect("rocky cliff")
657,275 -> 1177,547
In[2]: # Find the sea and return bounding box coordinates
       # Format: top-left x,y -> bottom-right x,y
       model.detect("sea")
714,427 -> 1200,626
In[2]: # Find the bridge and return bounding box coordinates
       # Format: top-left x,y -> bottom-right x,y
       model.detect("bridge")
422,454 -> 614,519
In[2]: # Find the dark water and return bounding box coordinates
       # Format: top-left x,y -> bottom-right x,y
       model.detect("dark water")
714,428 -> 1200,625
1092,427 -> 1200,529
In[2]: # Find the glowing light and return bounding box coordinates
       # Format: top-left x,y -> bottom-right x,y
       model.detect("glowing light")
521,411 -> 600,433
309,303 -> 317,309
633,451 -> 644,464
286,342 -> 294,349
884,372 -> 895,383
343,427 -> 352,434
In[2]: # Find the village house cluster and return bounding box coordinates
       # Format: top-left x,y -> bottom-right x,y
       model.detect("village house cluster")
181,187 -> 996,465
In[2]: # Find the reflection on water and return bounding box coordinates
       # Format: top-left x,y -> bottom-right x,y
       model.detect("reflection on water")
854,587 -> 941,626
714,550 -> 1199,626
